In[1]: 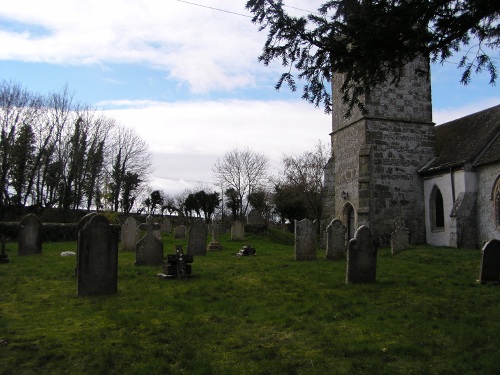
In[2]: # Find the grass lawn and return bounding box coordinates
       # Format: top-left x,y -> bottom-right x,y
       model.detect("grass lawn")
0,229 -> 499,374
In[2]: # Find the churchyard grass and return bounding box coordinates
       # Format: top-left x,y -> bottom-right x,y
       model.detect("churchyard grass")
0,230 -> 499,375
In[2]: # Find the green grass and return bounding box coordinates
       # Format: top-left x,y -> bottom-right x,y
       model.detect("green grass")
0,231 -> 499,374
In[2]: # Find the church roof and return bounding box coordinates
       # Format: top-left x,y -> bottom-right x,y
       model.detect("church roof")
420,104 -> 500,174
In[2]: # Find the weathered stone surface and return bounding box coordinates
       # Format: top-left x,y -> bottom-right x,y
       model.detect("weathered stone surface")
295,219 -> 317,261
231,220 -> 244,241
187,220 -> 208,256
77,214 -> 118,296
174,225 -> 186,239
121,217 -> 139,252
449,192 -> 477,248
135,216 -> 163,266
18,214 -> 42,256
325,218 -> 346,260
478,239 -> 500,283
391,217 -> 410,255
208,222 -> 223,251
346,225 -> 377,284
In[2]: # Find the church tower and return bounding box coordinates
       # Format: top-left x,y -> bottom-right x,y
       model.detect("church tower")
324,57 -> 435,244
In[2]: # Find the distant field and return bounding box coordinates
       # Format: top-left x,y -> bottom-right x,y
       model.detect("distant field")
0,230 -> 498,375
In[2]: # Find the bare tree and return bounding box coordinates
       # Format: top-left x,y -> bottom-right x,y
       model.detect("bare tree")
280,141 -> 329,225
107,125 -> 152,212
213,147 -> 269,220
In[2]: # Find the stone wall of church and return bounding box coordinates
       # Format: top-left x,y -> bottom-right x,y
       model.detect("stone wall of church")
366,120 -> 434,243
330,121 -> 366,225
364,57 -> 432,123
476,165 -> 500,245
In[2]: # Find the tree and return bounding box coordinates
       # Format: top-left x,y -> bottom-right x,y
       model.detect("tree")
108,125 -> 152,212
246,0 -> 499,114
280,142 -> 329,225
213,148 -> 269,219
248,188 -> 272,221
273,183 -> 308,224
0,81 -> 43,218
224,188 -> 241,221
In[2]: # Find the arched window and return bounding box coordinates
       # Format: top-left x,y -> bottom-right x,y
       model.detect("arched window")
431,186 -> 445,231
344,203 -> 355,241
493,176 -> 500,228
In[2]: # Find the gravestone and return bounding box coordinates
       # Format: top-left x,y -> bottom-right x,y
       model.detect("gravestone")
294,219 -> 317,260
187,220 -> 208,256
153,219 -> 162,240
391,217 -> 410,255
121,217 -> 139,252
208,222 -> 223,250
161,217 -> 172,233
135,216 -> 164,266
75,213 -> 97,277
160,245 -> 193,279
237,245 -> 256,256
325,218 -> 346,260
174,225 -> 186,239
0,236 -> 9,263
77,214 -> 118,296
478,239 -> 500,284
247,209 -> 263,225
231,220 -> 245,241
18,214 -> 42,256
346,225 -> 377,284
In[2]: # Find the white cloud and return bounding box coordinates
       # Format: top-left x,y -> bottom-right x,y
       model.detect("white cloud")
100,98 -> 331,195
0,1 -> 327,94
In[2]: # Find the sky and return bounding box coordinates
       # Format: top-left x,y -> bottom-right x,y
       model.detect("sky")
0,0 -> 498,197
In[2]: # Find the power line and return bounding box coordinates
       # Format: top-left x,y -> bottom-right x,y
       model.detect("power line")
176,0 -> 321,18
176,0 -> 253,18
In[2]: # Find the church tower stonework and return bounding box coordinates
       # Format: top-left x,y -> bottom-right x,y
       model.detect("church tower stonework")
325,57 -> 435,244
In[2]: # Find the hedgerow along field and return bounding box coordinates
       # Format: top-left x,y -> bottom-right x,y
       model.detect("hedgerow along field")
0,229 -> 498,375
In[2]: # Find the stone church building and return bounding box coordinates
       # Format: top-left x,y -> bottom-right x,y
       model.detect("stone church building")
323,58 -> 500,248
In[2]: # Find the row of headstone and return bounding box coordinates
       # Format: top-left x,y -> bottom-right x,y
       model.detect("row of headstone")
295,219 -> 377,284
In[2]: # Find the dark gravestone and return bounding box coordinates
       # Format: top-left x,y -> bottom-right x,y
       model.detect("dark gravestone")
325,218 -> 346,260
135,216 -> 163,266
478,239 -> 500,284
162,245 -> 193,279
75,213 -> 97,277
294,219 -> 317,260
77,214 -> 118,296
18,214 -> 42,256
187,220 -> 208,256
0,236 -> 9,263
346,225 -> 377,284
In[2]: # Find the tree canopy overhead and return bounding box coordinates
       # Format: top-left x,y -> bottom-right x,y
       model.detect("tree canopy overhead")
246,0 -> 499,114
